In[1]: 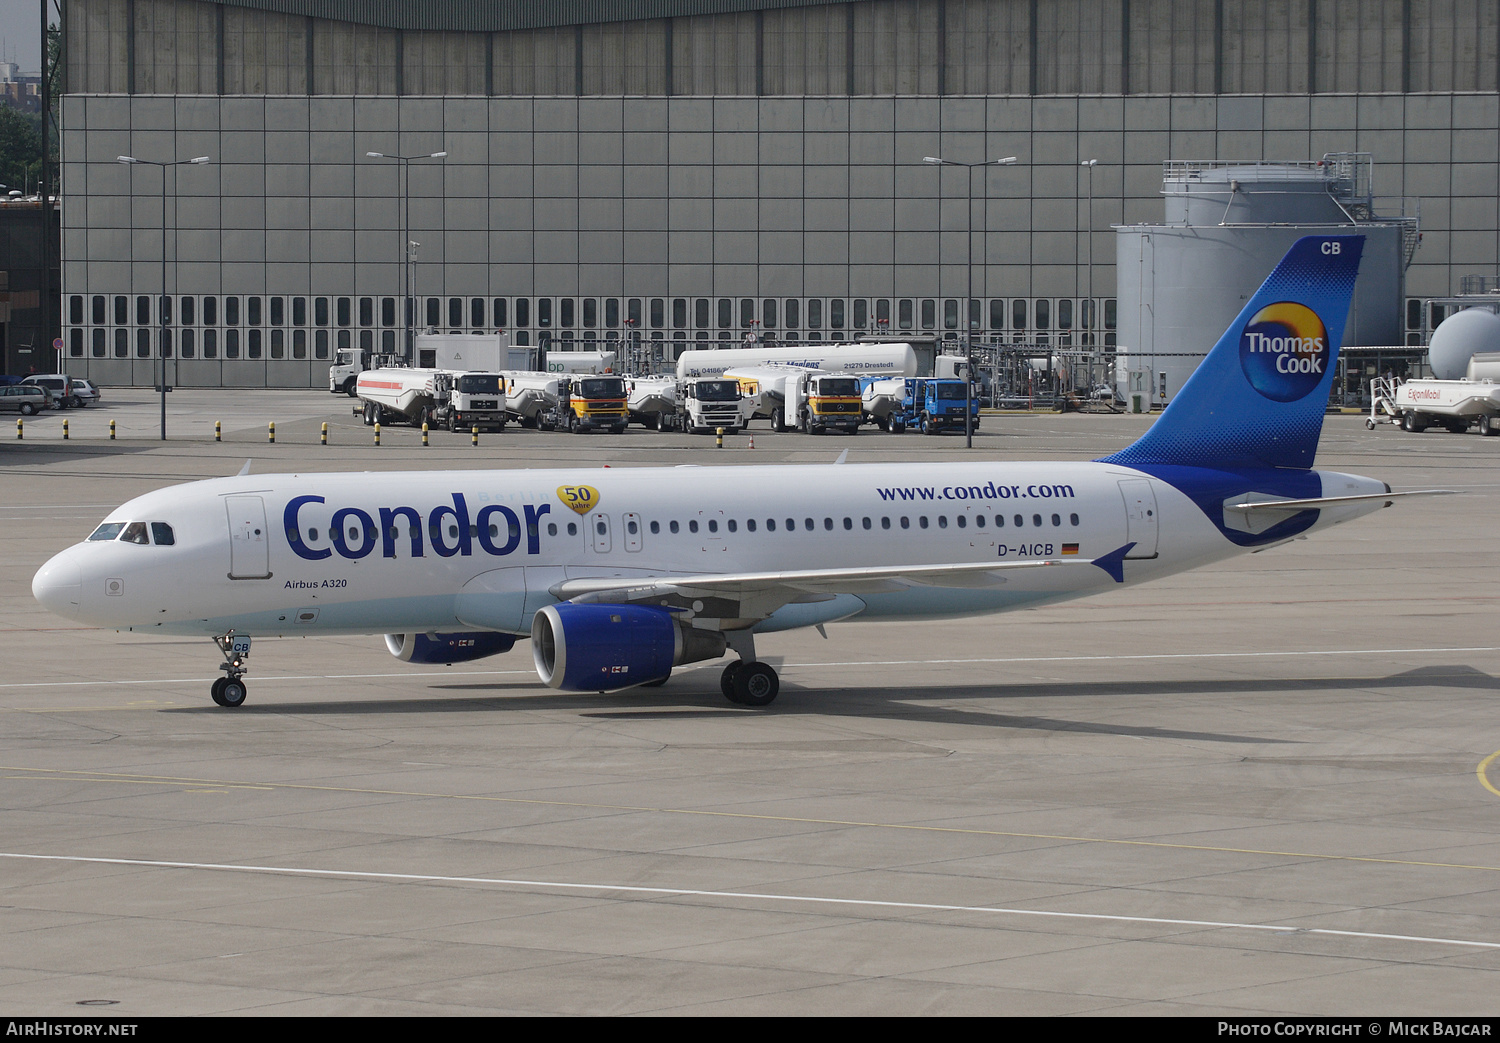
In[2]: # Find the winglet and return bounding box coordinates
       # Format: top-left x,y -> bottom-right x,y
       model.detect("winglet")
237,460 -> 252,477
1090,543 -> 1136,584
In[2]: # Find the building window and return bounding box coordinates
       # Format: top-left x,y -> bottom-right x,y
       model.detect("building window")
248,329 -> 262,359
203,329 -> 217,358
203,296 -> 217,325
92,328 -> 106,357
181,329 -> 194,358
247,297 -> 262,326
180,296 -> 195,325
91,295 -> 105,324
136,329 -> 151,357
225,297 -> 240,326
315,329 -> 329,359
69,328 -> 83,356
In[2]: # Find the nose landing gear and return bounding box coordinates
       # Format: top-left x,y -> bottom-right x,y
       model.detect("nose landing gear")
211,632 -> 251,707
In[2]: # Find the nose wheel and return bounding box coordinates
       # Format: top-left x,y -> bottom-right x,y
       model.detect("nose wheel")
212,631 -> 251,708
210,676 -> 247,707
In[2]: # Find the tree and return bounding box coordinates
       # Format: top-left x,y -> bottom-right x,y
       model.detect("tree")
0,106 -> 42,195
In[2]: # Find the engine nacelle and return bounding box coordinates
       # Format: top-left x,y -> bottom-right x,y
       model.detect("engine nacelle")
384,631 -> 517,664
531,603 -> 726,692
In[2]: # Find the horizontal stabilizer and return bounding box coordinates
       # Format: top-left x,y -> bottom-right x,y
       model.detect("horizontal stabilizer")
1226,489 -> 1456,512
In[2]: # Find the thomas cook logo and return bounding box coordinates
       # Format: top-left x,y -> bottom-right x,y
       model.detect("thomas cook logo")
1238,302 -> 1329,402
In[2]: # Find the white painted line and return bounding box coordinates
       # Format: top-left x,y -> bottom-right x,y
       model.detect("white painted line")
2,851 -> 1495,952
794,646 -> 1500,668
2,647 -> 1496,690
0,670 -> 536,690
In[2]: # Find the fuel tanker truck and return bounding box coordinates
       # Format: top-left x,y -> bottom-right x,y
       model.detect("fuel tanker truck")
355,368 -> 508,432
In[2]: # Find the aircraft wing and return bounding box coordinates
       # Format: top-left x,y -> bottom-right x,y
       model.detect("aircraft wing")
551,556 -> 1102,628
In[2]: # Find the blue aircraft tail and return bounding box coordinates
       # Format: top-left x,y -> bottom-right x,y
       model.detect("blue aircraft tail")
1100,235 -> 1364,471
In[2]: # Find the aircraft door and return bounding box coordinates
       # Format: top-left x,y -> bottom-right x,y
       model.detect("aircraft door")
591,513 -> 612,553
623,512 -> 643,552
1118,479 -> 1159,559
226,495 -> 272,579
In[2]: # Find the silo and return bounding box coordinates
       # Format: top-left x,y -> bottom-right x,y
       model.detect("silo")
1115,155 -> 1415,405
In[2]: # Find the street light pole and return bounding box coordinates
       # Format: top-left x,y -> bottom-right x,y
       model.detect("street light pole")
117,154 -> 211,440
1080,159 -> 1098,381
924,155 -> 1017,449
365,150 -> 447,365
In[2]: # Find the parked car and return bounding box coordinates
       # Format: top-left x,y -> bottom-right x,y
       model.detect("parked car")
22,374 -> 80,408
70,378 -> 101,406
0,384 -> 50,415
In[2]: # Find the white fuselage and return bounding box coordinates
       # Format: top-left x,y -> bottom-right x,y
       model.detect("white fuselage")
32,460 -> 1387,641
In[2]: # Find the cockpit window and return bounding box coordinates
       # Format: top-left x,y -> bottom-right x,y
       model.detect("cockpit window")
151,522 -> 175,546
121,522 -> 150,545
88,522 -> 125,541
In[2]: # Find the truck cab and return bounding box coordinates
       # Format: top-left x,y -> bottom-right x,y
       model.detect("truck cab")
679,378 -> 752,434
439,371 -> 508,432
892,377 -> 980,435
330,349 -> 404,396
547,376 -> 629,434
796,373 -> 863,435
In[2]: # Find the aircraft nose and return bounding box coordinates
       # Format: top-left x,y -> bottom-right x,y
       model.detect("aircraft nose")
32,552 -> 83,620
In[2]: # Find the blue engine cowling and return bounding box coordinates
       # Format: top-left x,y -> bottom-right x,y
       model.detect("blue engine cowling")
531,602 -> 725,692
384,631 -> 517,664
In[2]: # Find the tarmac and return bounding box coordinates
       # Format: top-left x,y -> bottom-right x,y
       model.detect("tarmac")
1,389 -> 1498,1015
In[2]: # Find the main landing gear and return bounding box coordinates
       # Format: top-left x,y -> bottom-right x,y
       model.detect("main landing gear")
719,632 -> 780,707
211,631 -> 251,708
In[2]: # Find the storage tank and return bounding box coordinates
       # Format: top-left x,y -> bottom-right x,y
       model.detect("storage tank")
1116,154 -> 1417,405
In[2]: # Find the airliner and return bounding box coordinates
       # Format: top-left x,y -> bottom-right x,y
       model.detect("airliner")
33,236 -> 1420,708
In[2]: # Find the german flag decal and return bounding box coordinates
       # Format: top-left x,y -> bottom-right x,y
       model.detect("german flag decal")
1062,543 -> 1080,555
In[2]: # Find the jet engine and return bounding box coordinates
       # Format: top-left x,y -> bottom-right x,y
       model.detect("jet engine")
384,631 -> 517,664
531,603 -> 726,691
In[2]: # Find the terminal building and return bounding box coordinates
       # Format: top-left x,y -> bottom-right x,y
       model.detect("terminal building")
51,0 -> 1500,388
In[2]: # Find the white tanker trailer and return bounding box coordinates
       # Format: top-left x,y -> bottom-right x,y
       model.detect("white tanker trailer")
501,372 -> 561,427
675,342 -> 918,381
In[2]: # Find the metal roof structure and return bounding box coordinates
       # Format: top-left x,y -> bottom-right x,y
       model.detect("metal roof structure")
211,0 -> 852,32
